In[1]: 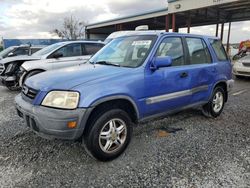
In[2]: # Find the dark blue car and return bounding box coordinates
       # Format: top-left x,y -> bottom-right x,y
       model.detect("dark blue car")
15,31 -> 234,161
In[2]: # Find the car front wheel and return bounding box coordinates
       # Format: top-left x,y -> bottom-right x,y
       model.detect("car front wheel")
83,109 -> 132,161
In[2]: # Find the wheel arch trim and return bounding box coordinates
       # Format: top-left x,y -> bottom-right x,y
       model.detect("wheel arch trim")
211,80 -> 229,102
89,95 -> 140,120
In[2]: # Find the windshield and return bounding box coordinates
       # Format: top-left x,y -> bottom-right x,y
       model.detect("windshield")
90,35 -> 157,68
0,47 -> 15,58
32,43 -> 63,56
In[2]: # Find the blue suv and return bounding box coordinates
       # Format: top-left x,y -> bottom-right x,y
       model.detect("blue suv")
15,32 -> 234,161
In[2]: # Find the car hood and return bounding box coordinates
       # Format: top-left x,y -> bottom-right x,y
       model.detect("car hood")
0,55 -> 41,65
22,56 -> 90,71
241,57 -> 250,63
25,64 -> 132,91
21,58 -> 59,71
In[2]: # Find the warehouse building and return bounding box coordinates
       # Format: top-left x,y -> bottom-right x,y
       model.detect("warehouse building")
86,0 -> 250,52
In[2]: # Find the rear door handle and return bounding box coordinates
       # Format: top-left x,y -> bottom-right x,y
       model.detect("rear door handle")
180,72 -> 188,78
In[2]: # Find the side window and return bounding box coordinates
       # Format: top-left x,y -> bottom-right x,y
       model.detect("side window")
156,37 -> 185,66
31,48 -> 41,54
84,43 -> 104,55
209,39 -> 228,61
186,38 -> 212,64
13,48 -> 29,56
54,43 -> 82,57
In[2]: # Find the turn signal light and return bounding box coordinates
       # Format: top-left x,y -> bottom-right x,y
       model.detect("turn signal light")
67,121 -> 77,129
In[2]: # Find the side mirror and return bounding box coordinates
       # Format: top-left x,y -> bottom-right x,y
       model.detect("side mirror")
151,56 -> 172,70
52,52 -> 63,59
8,52 -> 15,57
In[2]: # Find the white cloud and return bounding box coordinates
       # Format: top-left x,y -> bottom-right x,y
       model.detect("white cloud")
0,0 -> 249,43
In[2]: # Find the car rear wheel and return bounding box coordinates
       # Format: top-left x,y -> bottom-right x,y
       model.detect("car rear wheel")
202,86 -> 225,118
83,109 -> 132,161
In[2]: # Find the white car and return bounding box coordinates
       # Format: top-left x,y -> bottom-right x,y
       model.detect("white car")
104,26 -> 164,44
233,55 -> 250,78
0,41 -> 104,89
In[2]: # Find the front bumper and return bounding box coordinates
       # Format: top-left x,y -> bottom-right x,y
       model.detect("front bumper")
0,77 -> 3,86
233,65 -> 250,77
0,75 -> 17,87
15,94 -> 91,140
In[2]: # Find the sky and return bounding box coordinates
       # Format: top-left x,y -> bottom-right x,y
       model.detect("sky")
0,0 -> 249,43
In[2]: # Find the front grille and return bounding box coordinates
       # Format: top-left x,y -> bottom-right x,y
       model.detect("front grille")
0,63 -> 5,75
22,85 -> 38,100
242,63 -> 250,67
238,71 -> 250,76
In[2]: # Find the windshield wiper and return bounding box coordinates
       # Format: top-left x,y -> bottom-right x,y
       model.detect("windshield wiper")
95,61 -> 120,67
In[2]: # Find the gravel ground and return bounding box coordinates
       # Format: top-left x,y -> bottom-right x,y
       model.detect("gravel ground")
0,78 -> 249,188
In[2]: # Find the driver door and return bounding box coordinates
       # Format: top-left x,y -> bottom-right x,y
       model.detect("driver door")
50,43 -> 88,69
143,37 -> 192,117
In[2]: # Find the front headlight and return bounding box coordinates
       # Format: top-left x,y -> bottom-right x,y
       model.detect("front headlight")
5,63 -> 16,74
42,91 -> 80,109
233,60 -> 241,67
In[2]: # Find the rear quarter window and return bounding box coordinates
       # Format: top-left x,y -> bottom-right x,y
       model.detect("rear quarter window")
209,39 -> 228,61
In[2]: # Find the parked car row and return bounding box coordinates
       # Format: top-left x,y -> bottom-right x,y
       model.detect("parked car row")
0,41 -> 104,90
12,31 -> 234,161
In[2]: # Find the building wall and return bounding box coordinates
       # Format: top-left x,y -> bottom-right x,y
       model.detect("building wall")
89,34 -> 109,41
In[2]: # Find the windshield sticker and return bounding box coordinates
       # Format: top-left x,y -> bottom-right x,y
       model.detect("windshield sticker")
132,40 -> 152,46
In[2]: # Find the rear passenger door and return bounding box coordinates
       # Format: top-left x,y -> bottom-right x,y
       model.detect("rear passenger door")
184,37 -> 216,103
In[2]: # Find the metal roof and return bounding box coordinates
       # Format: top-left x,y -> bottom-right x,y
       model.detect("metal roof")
86,8 -> 168,29
86,0 -> 250,41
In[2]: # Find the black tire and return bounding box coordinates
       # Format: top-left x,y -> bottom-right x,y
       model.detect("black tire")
23,70 -> 43,85
83,109 -> 132,161
202,86 -> 226,118
235,75 -> 243,79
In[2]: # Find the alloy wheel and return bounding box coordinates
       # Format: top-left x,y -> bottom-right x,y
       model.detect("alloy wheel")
98,118 -> 127,154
